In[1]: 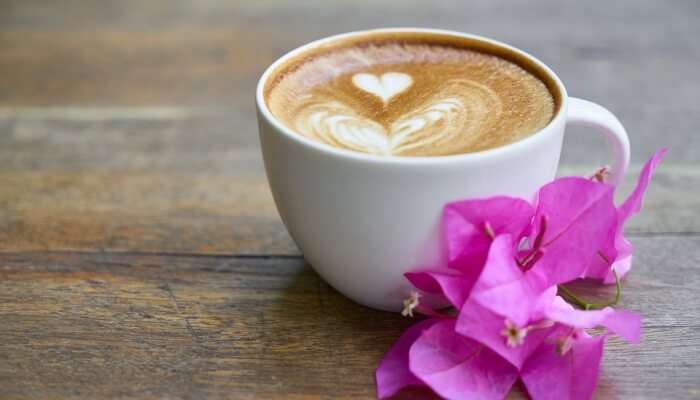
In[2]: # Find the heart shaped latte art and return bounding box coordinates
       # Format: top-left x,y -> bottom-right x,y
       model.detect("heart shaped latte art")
292,73 -> 502,156
352,72 -> 413,104
294,97 -> 474,156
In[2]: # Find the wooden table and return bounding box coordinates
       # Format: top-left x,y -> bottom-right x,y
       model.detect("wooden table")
1,1 -> 698,399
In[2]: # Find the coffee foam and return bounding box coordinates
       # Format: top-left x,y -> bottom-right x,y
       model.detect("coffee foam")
266,40 -> 556,157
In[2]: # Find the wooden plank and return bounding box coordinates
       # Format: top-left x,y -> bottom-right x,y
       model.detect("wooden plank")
0,2 -> 696,400
0,1 -> 698,108
0,30 -> 286,107
0,162 -> 695,254
0,113 -> 259,174
0,112 -> 696,254
0,170 -> 296,255
0,235 -> 698,399
2,0 -> 697,55
0,252 -> 407,399
0,107 -> 693,166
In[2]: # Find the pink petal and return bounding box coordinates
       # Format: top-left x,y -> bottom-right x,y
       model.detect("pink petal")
443,197 -> 534,271
580,238 -> 617,282
583,233 -> 633,283
588,149 -> 667,282
406,268 -> 480,309
456,299 -> 554,370
471,235 -> 522,289
599,309 -> 641,344
605,252 -> 632,283
585,231 -> 632,282
545,297 -> 641,343
409,320 -> 519,400
619,148 -> 667,223
376,319 -> 437,399
521,332 -> 606,400
545,296 -> 613,326
471,235 -> 554,326
609,149 -> 666,280
608,234 -> 633,282
532,177 -> 618,285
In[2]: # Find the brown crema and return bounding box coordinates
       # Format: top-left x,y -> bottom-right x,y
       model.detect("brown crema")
265,34 -> 557,157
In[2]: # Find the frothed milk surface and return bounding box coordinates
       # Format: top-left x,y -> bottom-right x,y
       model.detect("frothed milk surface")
266,40 -> 555,157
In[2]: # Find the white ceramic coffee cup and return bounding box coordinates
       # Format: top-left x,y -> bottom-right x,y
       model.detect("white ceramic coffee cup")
256,28 -> 630,311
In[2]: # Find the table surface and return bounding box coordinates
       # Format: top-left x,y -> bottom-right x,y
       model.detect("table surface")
1,1 -> 699,399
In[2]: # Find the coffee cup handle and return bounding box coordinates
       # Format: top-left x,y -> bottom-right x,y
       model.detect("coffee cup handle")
566,97 -> 631,184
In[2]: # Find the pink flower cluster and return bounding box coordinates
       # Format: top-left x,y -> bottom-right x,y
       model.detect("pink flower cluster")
376,149 -> 666,400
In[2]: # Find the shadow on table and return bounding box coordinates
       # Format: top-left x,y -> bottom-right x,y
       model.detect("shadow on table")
260,260 -> 411,397
264,263 -> 623,399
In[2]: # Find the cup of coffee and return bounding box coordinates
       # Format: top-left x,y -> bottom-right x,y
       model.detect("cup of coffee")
256,28 -> 629,311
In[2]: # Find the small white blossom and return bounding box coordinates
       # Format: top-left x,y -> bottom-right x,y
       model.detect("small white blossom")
401,291 -> 421,317
501,320 -> 528,348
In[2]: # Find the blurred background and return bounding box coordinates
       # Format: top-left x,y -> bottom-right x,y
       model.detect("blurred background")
1,0 -> 697,254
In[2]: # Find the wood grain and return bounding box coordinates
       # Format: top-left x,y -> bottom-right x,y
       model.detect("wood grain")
0,107 -> 695,166
1,0 -> 699,118
0,0 -> 698,399
0,30 -> 286,107
0,113 -> 696,254
0,165 -> 695,254
1,235 -> 698,399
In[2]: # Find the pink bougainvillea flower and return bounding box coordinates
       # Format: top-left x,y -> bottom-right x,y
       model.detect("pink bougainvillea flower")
618,149 -> 667,228
618,149 -> 667,220
406,198 -> 535,309
375,318 -> 522,400
455,234 -> 640,370
376,319 -> 438,399
377,149 -> 665,400
422,149 -> 667,293
452,236 -> 559,368
409,149 -> 666,307
456,298 -> 555,370
469,234 -> 554,326
405,269 -> 475,309
457,293 -> 639,373
443,197 -> 534,271
521,328 -> 606,400
409,320 -> 519,400
529,177 -> 618,286
544,296 -> 641,344
585,148 -> 667,283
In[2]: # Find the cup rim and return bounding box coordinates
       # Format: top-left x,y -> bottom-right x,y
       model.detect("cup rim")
256,27 -> 568,165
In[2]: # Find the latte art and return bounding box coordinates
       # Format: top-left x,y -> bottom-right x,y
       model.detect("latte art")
294,77 -> 501,155
297,97 -> 465,155
266,41 -> 555,156
351,72 -> 413,105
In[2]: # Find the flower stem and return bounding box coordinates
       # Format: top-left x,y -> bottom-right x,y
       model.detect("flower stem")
557,270 -> 621,310
517,215 -> 548,270
483,221 -> 495,240
557,285 -> 590,309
